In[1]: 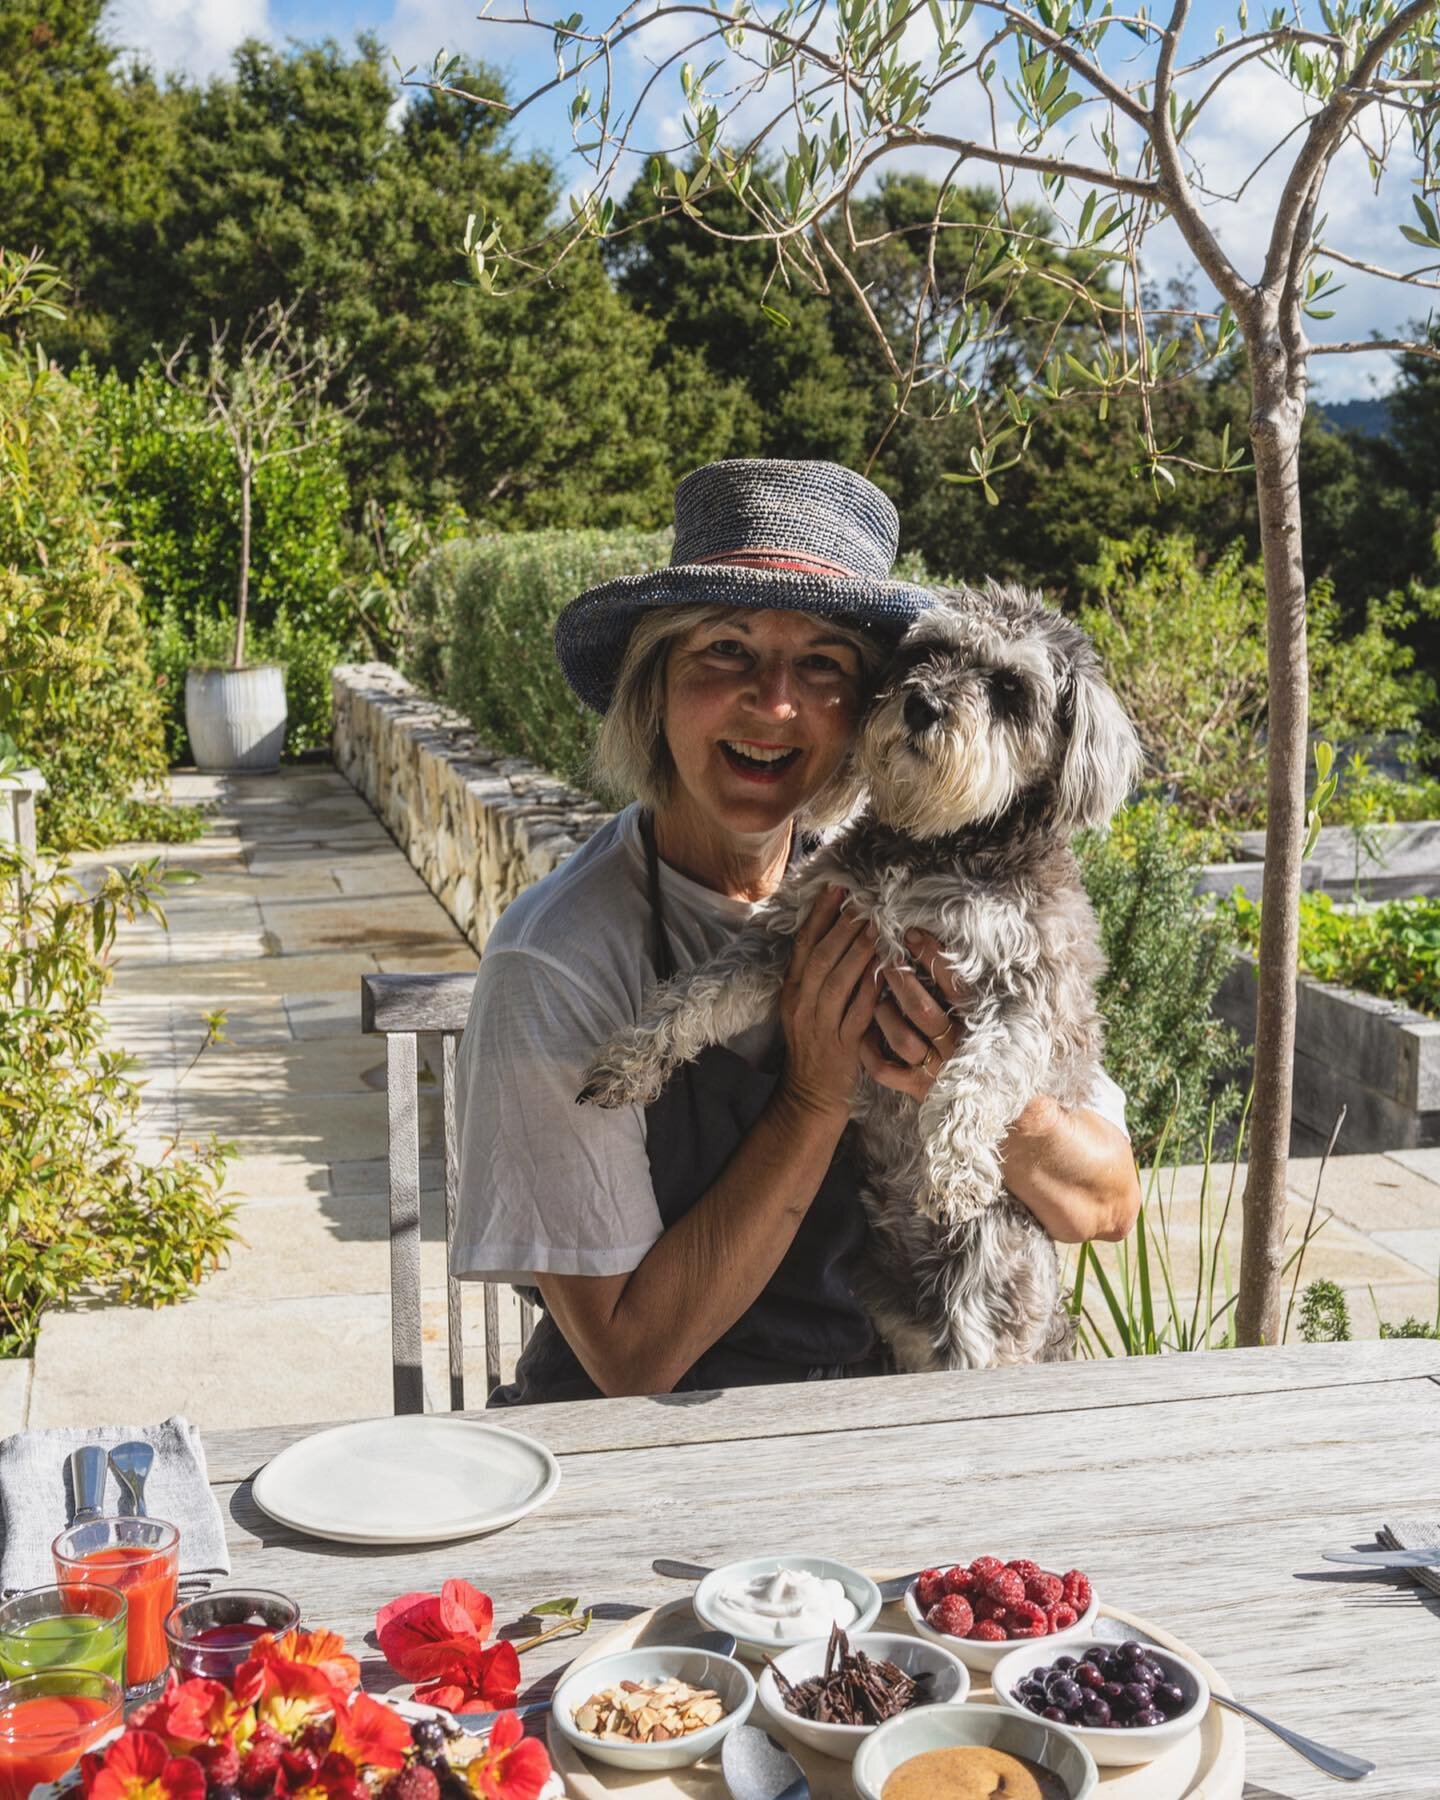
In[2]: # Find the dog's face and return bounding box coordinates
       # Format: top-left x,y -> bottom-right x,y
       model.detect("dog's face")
857,584 -> 1141,840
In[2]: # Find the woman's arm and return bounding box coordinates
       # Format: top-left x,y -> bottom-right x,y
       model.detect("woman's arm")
542,889 -> 882,1397
859,927 -> 1141,1247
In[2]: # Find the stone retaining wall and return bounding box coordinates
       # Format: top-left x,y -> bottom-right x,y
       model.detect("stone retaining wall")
1216,953 -> 1440,1152
331,664 -> 611,950
1196,820 -> 1440,902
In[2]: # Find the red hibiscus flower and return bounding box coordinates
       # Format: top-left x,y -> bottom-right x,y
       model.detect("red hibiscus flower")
376,1581 -> 521,1711
85,1729 -> 207,1800
326,1691 -> 412,1772
463,1712 -> 551,1800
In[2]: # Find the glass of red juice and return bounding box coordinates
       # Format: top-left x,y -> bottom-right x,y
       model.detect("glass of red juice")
164,1590 -> 301,1682
0,1669 -> 122,1800
51,1517 -> 179,1700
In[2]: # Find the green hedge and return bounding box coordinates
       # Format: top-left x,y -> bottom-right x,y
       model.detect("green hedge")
1077,801 -> 1245,1156
404,528 -> 673,785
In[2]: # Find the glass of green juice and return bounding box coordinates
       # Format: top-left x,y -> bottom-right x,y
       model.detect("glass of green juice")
0,1584 -> 127,1686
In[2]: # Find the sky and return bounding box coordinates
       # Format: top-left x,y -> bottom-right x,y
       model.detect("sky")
102,0 -> 1437,404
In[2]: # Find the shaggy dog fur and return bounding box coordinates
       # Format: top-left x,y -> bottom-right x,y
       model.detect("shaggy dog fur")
578,583 -> 1142,1372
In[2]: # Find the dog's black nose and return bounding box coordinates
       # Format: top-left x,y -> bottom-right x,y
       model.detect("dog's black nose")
904,691 -> 943,732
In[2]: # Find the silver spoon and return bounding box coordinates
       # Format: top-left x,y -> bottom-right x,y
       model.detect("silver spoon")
108,1442 -> 153,1518
653,1558 -> 922,1605
1092,1616 -> 1375,1782
722,1725 -> 810,1800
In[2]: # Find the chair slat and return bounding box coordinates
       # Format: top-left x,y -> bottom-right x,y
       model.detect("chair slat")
441,1035 -> 465,1413
519,1298 -> 534,1349
385,1032 -> 425,1414
484,1287 -> 501,1396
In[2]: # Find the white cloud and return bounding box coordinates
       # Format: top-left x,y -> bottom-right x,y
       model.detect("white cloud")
107,0 -> 275,78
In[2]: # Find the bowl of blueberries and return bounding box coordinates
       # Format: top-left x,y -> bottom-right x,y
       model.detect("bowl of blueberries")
990,1634 -> 1210,1769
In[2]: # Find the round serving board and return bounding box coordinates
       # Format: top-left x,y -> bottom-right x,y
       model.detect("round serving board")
547,1588 -> 1244,1800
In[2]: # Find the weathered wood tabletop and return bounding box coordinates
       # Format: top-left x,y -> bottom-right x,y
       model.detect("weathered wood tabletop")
207,1342 -> 1440,1800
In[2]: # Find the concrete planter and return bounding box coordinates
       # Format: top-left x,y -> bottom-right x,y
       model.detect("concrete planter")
1196,819 -> 1440,903
186,664 -> 287,772
1215,952 -> 1439,1152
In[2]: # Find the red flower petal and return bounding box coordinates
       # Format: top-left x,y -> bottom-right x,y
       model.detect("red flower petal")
327,1692 -> 412,1772
438,1581 -> 494,1642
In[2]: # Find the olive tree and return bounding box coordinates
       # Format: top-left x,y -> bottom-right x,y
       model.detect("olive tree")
423,0 -> 1440,1345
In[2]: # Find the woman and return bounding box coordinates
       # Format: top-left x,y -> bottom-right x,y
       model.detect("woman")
453,460 -> 1139,1404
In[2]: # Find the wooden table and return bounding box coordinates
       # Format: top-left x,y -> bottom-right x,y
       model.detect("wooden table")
208,1342 -> 1440,1800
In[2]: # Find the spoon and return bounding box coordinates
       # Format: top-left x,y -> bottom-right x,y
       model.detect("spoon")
108,1442 -> 154,1518
653,1558 -> 921,1604
722,1725 -> 810,1800
1092,1615 -> 1375,1782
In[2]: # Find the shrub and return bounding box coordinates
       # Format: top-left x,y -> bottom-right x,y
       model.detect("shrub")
1296,1278 -> 1352,1343
81,361 -> 355,759
1229,889 -> 1440,1017
1076,799 -> 1244,1156
0,253 -> 200,851
404,529 -> 673,784
0,846 -> 235,1358
1077,533 -> 1440,831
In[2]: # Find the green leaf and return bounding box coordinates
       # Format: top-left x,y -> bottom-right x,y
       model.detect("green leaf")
527,1596 -> 580,1615
760,303 -> 791,327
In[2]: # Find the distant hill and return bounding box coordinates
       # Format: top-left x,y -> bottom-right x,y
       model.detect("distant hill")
1314,396 -> 1394,438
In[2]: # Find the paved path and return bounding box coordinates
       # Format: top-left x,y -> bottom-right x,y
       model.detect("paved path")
6,763 -> 1439,1432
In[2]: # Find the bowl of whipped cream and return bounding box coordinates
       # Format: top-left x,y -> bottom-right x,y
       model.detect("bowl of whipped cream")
693,1555 -> 882,1661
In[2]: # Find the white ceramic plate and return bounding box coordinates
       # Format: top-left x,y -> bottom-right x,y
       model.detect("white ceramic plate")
251,1415 -> 561,1545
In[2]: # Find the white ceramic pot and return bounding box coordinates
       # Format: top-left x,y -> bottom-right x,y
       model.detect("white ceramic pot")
185,664 -> 287,772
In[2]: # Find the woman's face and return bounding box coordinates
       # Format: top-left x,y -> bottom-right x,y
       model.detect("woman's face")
660,607 -> 866,842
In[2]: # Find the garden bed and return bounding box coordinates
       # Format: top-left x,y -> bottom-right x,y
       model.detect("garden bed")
1195,819 -> 1440,903
1214,951 -> 1439,1152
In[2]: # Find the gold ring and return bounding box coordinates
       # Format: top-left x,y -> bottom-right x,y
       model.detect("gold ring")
921,1045 -> 940,1077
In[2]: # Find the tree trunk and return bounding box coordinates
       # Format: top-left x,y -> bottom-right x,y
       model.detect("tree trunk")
1237,323 -> 1309,1347
235,464 -> 252,671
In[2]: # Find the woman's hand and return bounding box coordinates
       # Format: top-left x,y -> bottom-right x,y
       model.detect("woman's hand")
779,887 -> 883,1123
860,927 -> 971,1100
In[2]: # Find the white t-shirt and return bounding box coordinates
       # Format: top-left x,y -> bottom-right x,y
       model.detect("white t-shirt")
452,804 -> 1128,1286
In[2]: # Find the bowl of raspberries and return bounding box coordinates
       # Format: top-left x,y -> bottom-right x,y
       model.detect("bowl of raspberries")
902,1558 -> 1098,1672
990,1636 -> 1209,1767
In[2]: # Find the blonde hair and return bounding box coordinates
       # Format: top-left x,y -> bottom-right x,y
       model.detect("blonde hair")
590,603 -> 886,827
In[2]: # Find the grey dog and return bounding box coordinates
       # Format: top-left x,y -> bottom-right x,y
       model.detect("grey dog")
579,583 -> 1142,1372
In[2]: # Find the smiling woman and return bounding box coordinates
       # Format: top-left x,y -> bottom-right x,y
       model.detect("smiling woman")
451,460 -> 1138,1405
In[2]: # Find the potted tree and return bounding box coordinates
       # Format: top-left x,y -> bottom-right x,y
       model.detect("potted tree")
164,300 -> 362,771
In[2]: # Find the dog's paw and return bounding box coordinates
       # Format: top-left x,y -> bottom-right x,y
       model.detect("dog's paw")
918,1178 -> 993,1228
576,1053 -> 666,1109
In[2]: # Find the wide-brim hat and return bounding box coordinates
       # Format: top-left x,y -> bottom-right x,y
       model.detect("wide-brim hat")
554,459 -> 934,712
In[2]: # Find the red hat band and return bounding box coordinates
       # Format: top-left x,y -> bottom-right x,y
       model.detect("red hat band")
691,547 -> 860,580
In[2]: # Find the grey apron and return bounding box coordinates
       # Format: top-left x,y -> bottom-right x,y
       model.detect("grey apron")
488,815 -> 878,1406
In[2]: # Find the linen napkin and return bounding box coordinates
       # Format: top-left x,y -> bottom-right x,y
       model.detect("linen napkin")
1380,1519 -> 1440,1602
0,1414 -> 231,1594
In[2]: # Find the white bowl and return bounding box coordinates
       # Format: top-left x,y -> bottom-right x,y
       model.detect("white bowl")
755,1631 -> 970,1761
852,1701 -> 1098,1800
991,1636 -> 1210,1769
902,1561 -> 1099,1674
694,1554 -> 882,1662
549,1645 -> 755,1772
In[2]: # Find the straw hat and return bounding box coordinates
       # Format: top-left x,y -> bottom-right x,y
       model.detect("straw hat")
554,459 -> 933,713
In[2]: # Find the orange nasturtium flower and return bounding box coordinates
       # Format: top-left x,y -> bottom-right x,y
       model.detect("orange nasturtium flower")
257,1628 -> 361,1694
463,1711 -> 552,1800
130,1679 -> 256,1756
326,1691 -> 413,1772
85,1729 -> 208,1800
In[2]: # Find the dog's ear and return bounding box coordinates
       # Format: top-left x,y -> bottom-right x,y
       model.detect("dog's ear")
1054,657 -> 1143,832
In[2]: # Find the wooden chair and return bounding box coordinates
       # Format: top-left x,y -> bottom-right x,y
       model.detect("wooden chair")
360,971 -> 535,1413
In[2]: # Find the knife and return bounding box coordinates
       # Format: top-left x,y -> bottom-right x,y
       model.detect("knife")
69,1446 -> 109,1525
1321,1546 -> 1440,1568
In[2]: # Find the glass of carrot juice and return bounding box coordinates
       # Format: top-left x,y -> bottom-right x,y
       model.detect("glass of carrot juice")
0,1670 -> 123,1800
52,1518 -> 180,1700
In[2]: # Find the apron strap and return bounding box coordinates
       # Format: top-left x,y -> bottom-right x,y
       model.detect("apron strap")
638,810 -> 677,982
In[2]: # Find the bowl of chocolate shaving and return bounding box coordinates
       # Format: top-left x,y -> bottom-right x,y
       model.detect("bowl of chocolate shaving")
756,1627 -> 970,1761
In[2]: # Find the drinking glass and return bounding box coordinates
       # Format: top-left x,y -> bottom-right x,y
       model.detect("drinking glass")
0,1584 -> 127,1686
52,1517 -> 179,1699
165,1589 -> 301,1682
0,1670 -> 123,1800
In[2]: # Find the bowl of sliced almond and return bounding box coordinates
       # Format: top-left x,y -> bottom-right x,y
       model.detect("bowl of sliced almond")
550,1645 -> 756,1771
